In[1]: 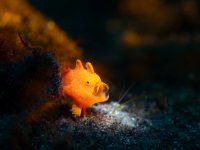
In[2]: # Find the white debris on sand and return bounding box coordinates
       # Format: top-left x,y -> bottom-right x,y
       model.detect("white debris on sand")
92,102 -> 142,128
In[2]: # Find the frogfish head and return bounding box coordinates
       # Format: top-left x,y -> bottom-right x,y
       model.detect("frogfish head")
62,59 -> 109,108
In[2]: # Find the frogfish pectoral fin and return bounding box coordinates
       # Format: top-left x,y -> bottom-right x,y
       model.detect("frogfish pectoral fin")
71,104 -> 82,117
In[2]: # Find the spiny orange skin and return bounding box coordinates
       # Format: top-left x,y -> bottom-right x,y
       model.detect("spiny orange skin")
61,59 -> 109,116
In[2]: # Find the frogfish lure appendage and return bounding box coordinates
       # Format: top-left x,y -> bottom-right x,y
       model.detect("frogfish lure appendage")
61,59 -> 109,117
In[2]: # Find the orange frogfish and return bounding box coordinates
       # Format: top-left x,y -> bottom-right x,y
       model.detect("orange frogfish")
61,59 -> 109,117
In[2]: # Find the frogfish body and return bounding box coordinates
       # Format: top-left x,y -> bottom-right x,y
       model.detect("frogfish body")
61,59 -> 109,117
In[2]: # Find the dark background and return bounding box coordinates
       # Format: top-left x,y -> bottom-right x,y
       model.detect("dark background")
28,0 -> 200,87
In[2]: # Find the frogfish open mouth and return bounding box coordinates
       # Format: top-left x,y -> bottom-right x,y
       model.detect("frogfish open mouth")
61,59 -> 109,117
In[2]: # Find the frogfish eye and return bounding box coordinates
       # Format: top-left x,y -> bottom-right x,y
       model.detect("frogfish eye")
86,81 -> 90,84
